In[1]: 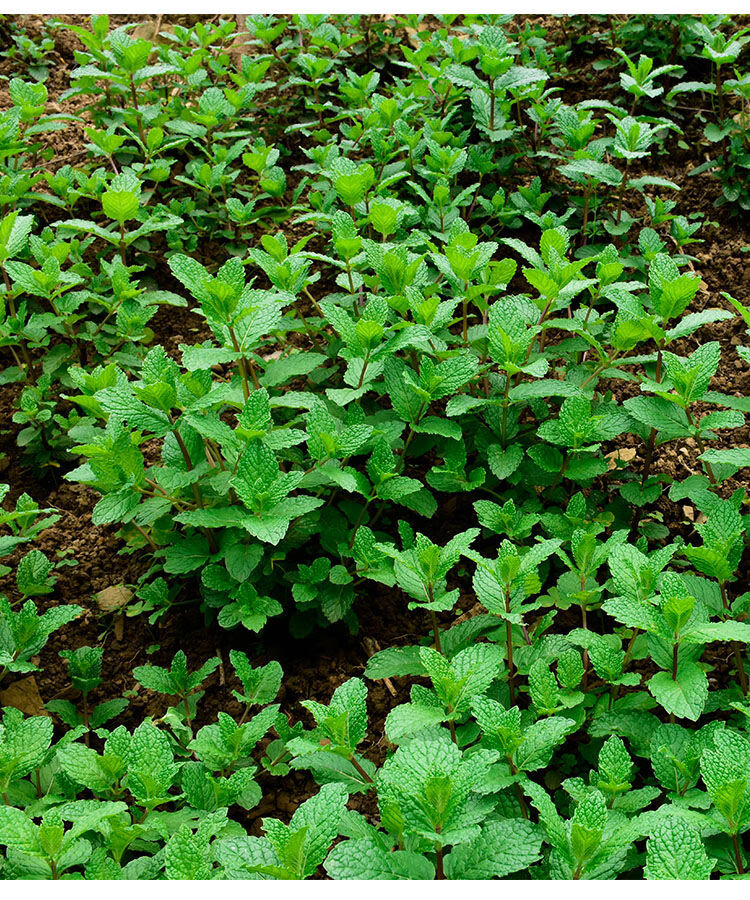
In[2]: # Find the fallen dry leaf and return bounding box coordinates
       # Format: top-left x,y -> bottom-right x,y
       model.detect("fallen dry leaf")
0,676 -> 48,717
96,585 -> 133,614
606,447 -> 636,470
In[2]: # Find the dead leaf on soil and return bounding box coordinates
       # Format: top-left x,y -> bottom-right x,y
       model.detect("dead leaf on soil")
131,17 -> 172,43
605,447 -> 636,470
0,676 -> 48,717
382,14 -> 423,49
96,585 -> 133,614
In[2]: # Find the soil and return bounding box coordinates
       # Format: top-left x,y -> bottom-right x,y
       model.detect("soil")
0,13 -> 749,833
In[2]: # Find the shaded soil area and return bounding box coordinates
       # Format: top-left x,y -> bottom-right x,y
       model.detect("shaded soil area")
0,13 -> 748,831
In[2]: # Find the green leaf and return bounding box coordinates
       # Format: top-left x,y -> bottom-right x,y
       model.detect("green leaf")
0,711 -> 54,781
260,353 -> 327,388
558,158 -> 622,186
229,652 -> 282,706
444,820 -> 543,879
384,702 -> 447,742
645,817 -> 713,879
0,806 -> 39,854
280,783 -> 349,878
648,663 -> 708,721
91,489 -> 141,526
56,743 -> 115,794
132,663 -> 177,695
297,678 -> 369,757
486,444 -> 524,480
364,645 -> 425,679
515,716 -> 576,771
16,550 -> 54,597
700,730 -> 750,827
685,621 -> 750,644
699,448 -> 750,469
0,212 -> 33,263
570,790 -> 606,869
326,839 -> 435,879
162,535 -> 212,574
596,736 -> 632,798
126,720 -> 178,806
165,825 -> 212,879
101,189 -> 139,223
625,396 -> 689,441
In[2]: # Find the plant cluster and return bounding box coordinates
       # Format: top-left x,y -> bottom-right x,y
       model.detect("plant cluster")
0,13 -> 749,880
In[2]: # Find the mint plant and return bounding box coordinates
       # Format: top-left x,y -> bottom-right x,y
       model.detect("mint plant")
46,646 -> 129,741
0,598 -> 80,683
0,11 -> 749,882
132,650 -> 220,728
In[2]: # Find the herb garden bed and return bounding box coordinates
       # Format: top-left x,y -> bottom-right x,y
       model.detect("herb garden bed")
1,12 -> 750,881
